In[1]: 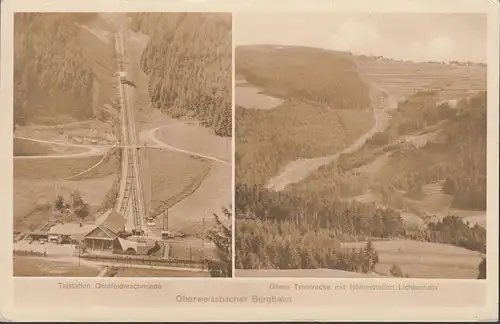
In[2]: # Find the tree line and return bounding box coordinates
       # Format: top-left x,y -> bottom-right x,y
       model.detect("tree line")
235,183 -> 487,272
407,215 -> 486,253
236,218 -> 379,275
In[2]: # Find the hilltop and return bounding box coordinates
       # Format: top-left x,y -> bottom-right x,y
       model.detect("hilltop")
236,45 -> 370,109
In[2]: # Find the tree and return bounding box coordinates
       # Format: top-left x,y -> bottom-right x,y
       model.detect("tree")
477,258 -> 486,279
71,190 -> 89,220
390,264 -> 404,277
54,195 -> 65,212
206,206 -> 232,277
362,241 -> 379,273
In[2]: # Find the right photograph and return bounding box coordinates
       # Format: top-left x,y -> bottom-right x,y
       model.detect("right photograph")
234,13 -> 487,279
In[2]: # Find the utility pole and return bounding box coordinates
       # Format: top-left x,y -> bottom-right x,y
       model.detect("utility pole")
201,209 -> 206,268
202,210 -> 205,250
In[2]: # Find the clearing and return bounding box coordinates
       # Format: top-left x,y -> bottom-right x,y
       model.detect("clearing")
341,239 -> 483,279
235,268 -> 382,278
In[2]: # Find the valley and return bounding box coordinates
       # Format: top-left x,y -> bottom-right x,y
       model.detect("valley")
235,44 -> 487,279
13,13 -> 232,277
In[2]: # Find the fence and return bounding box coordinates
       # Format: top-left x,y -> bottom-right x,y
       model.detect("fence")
82,253 -> 205,269
13,250 -> 47,257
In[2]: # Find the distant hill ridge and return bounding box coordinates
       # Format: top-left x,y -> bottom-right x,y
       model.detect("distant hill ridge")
236,44 -> 371,110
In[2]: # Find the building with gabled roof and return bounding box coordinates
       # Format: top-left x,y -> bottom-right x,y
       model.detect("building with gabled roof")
83,225 -> 118,251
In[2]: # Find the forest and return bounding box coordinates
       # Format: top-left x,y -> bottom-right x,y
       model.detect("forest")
236,45 -> 370,110
129,13 -> 232,137
234,45 -> 486,274
235,183 -> 486,272
235,102 -> 373,187
235,92 -> 487,273
14,13 -> 98,125
298,91 -> 487,210
236,218 -> 379,274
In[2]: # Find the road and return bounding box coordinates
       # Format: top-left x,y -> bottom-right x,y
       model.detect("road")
13,136 -> 109,159
143,125 -> 231,166
266,107 -> 390,191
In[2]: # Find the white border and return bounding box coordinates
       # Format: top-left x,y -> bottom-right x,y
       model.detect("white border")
1,0 -> 499,322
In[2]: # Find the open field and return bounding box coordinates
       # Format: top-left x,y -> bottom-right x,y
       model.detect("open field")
144,149 -> 211,217
341,240 -> 483,279
16,119 -> 116,144
154,121 -> 232,163
73,150 -> 120,180
236,269 -> 382,278
167,241 -> 218,261
14,155 -> 105,180
115,267 -> 209,277
354,57 -> 486,104
13,138 -> 85,156
14,175 -> 117,232
13,257 -> 100,277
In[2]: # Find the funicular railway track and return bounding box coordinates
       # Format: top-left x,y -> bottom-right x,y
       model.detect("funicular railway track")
113,24 -> 147,235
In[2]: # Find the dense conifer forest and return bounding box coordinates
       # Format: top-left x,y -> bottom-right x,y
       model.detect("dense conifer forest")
14,13 -> 99,125
129,13 -> 232,137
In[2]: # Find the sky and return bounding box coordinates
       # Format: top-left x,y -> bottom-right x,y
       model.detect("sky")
234,13 -> 487,63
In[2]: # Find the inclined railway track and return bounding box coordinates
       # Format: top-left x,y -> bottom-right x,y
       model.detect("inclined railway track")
114,27 -> 146,234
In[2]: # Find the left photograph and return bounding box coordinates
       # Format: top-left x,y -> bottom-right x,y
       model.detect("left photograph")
13,13 -> 232,277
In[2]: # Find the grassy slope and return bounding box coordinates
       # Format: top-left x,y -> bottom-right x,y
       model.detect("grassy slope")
144,149 -> 211,217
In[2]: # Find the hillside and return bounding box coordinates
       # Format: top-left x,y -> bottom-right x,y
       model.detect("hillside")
235,45 -> 374,187
294,91 -> 487,213
236,45 -> 371,109
236,103 -> 373,187
235,46 -> 487,278
14,13 -> 115,126
129,13 -> 232,137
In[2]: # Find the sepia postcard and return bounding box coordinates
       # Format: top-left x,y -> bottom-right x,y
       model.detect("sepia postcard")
1,0 -> 499,322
